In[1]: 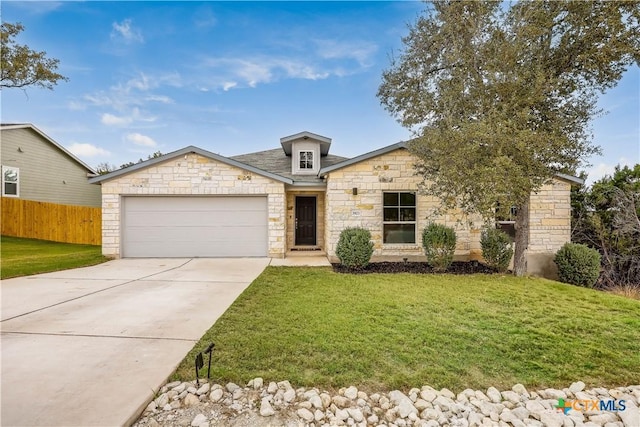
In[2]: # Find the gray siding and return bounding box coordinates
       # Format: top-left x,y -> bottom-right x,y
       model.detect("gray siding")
0,128 -> 101,207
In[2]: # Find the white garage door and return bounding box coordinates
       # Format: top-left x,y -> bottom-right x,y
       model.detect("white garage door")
122,196 -> 268,257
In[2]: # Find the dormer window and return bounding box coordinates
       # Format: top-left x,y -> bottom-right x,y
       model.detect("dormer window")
280,131 -> 331,175
299,151 -> 313,170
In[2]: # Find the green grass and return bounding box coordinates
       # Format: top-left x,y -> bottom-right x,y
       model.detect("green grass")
1,235 -> 108,279
174,267 -> 640,392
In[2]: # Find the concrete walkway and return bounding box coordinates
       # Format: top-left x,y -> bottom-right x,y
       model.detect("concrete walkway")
269,255 -> 331,267
0,258 -> 269,427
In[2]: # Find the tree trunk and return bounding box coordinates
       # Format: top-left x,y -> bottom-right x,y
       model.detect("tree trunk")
513,199 -> 530,276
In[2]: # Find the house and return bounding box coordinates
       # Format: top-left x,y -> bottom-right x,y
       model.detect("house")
1,123 -> 101,207
89,131 -> 582,277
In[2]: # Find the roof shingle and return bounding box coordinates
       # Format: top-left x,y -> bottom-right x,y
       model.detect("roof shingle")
230,148 -> 348,183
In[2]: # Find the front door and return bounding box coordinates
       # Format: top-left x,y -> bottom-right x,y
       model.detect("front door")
295,196 -> 316,245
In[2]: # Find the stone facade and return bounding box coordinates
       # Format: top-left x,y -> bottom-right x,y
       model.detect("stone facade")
324,148 -> 575,274
100,153 -> 286,258
97,144 -> 576,278
324,149 -> 484,262
527,179 -> 572,278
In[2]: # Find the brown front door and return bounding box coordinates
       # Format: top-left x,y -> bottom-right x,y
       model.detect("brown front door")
295,196 -> 316,245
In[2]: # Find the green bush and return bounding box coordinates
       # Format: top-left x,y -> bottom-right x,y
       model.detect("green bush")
481,227 -> 514,272
335,227 -> 374,269
422,223 -> 457,271
554,243 -> 601,288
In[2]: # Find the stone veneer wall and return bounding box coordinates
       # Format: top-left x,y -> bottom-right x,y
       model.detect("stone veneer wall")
527,178 -> 572,278
100,153 -> 286,258
324,148 -> 483,262
286,191 -> 325,250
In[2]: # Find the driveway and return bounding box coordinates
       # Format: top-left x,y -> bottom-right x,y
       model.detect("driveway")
0,258 -> 269,427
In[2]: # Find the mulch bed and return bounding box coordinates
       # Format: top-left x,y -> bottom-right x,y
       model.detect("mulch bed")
332,261 -> 499,274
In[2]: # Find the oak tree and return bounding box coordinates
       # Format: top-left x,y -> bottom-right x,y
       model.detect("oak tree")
378,0 -> 640,275
1,22 -> 68,90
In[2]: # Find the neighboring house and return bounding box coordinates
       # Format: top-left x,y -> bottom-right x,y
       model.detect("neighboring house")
1,123 -> 101,207
90,131 -> 582,277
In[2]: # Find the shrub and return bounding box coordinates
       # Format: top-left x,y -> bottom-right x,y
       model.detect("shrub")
554,243 -> 601,288
422,223 -> 457,271
480,227 -> 514,272
335,227 -> 374,269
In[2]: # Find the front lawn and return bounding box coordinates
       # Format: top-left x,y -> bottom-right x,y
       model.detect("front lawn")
0,235 -> 108,279
173,267 -> 640,392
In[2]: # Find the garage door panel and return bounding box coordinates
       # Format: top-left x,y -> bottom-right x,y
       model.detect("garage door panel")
125,225 -> 267,242
125,211 -> 264,227
125,197 -> 264,211
122,197 -> 268,257
125,240 -> 265,257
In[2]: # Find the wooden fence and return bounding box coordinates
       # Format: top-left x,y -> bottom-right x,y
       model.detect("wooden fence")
1,198 -> 101,245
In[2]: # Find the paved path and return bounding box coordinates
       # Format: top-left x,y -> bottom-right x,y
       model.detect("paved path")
1,258 -> 269,427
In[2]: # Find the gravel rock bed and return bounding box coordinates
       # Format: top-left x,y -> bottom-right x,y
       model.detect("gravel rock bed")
134,379 -> 639,427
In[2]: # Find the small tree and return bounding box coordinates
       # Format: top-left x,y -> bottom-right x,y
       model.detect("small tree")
572,164 -> 640,288
1,22 -> 68,90
554,243 -> 601,288
422,223 -> 456,272
481,227 -> 514,273
95,162 -> 117,175
335,227 -> 374,270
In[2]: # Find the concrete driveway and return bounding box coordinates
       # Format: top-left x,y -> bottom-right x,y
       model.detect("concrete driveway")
1,258 -> 269,427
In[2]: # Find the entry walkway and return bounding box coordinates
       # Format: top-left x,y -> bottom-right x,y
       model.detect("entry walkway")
270,255 -> 332,266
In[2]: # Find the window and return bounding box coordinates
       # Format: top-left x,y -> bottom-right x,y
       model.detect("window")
299,151 -> 313,169
383,192 -> 416,243
495,204 -> 517,240
2,166 -> 19,197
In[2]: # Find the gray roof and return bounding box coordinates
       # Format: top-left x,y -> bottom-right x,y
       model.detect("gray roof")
1,123 -> 97,174
230,148 -> 348,184
89,146 -> 294,184
88,137 -> 584,187
319,141 -> 408,175
319,141 -> 584,186
554,172 -> 584,185
280,131 -> 332,156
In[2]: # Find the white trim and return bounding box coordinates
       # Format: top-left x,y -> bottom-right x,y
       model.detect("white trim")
2,165 -> 20,197
291,141 -> 320,176
299,151 -> 314,170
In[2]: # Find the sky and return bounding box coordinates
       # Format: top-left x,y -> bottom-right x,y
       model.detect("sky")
2,1 -> 639,185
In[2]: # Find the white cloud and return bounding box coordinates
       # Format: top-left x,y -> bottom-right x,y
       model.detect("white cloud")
314,39 -> 378,67
100,108 -> 156,126
67,143 -> 111,158
222,82 -> 237,91
73,72 -> 180,114
145,95 -> 173,104
278,60 -> 329,80
101,113 -> 132,126
201,57 -> 332,90
111,19 -> 144,44
585,157 -> 633,185
233,60 -> 273,87
126,72 -> 151,91
11,1 -> 63,14
198,40 -> 376,91
67,100 -> 86,111
125,132 -> 157,147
